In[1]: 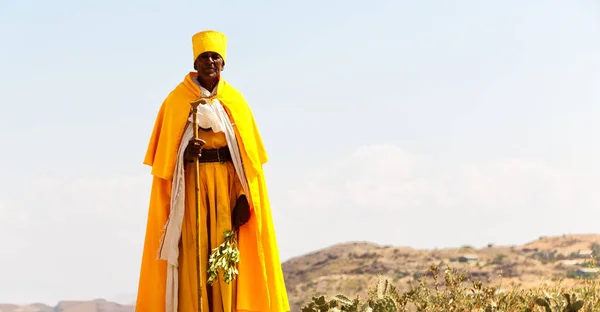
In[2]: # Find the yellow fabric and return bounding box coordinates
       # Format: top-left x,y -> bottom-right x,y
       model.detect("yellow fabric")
192,30 -> 228,63
178,129 -> 243,312
136,72 -> 290,312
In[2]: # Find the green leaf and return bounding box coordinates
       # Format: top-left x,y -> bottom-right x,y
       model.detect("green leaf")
535,297 -> 550,307
570,300 -> 585,312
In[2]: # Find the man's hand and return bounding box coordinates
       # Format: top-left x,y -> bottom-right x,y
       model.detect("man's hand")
232,195 -> 251,231
184,138 -> 206,162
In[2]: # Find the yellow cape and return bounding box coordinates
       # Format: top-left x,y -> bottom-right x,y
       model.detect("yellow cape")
136,72 -> 290,312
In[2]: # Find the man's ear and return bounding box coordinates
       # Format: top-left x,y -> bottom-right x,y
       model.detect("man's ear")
193,57 -> 199,71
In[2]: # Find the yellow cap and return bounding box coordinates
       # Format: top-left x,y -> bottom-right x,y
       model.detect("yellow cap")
192,30 -> 227,64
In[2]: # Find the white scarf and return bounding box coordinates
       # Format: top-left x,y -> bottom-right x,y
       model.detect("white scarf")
157,83 -> 249,312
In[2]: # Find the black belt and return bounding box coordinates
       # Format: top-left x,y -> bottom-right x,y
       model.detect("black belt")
196,147 -> 232,163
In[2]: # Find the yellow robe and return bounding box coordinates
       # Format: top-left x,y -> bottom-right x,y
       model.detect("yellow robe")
136,72 -> 290,312
178,129 -> 242,312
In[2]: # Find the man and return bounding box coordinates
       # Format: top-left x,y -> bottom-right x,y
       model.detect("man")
136,30 -> 290,312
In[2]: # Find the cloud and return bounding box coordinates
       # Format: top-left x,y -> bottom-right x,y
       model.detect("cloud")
274,143 -> 600,260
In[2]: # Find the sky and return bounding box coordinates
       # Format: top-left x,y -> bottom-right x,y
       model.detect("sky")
0,0 -> 599,306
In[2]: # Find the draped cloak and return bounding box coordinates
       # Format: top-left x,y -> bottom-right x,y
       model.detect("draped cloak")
136,72 -> 290,312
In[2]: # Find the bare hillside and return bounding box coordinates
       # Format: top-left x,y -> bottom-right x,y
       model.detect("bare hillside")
282,234 -> 600,311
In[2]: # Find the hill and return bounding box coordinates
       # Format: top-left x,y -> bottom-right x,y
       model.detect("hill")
3,234 -> 600,311
281,234 -> 600,311
0,299 -> 133,312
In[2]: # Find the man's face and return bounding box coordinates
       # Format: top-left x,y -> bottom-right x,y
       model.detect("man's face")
195,52 -> 224,80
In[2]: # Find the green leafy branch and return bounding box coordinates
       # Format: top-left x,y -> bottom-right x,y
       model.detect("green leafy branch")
207,230 -> 240,285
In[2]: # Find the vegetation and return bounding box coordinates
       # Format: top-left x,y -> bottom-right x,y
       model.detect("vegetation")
301,264 -> 600,312
207,230 -> 240,285
490,254 -> 506,265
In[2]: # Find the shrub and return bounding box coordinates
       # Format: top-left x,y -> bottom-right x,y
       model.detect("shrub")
301,264 -> 600,311
490,254 -> 505,265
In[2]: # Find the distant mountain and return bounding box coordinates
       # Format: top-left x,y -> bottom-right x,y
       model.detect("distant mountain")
4,234 -> 600,312
0,299 -> 133,312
